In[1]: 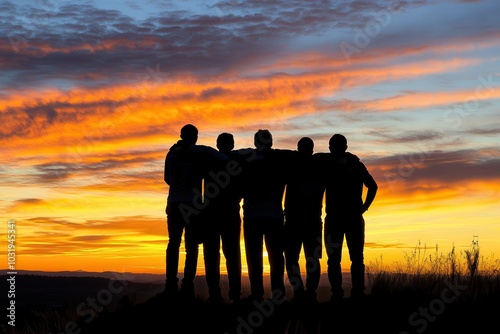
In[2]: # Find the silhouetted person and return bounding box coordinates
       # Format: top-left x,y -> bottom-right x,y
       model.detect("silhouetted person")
323,134 -> 377,300
284,137 -> 325,302
240,129 -> 295,301
164,124 -> 228,300
201,133 -> 244,304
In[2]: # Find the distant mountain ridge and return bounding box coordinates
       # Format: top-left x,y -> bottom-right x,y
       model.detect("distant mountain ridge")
0,269 -> 165,283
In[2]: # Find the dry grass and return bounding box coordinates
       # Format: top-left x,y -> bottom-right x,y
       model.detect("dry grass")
367,240 -> 500,304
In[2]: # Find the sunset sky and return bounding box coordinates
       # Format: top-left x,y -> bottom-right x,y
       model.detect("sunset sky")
1,0 -> 499,278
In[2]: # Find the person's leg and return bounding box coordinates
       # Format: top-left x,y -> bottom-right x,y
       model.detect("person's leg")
265,218 -> 285,300
244,218 -> 265,300
345,214 -> 365,296
303,217 -> 322,296
324,214 -> 345,299
221,212 -> 242,302
165,203 -> 184,293
203,223 -> 222,301
181,214 -> 200,299
284,221 -> 304,297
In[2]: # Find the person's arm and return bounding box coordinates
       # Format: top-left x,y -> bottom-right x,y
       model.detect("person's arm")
233,148 -> 256,163
193,144 -> 230,162
361,168 -> 378,213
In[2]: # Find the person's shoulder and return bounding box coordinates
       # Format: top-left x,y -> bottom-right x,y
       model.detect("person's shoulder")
169,140 -> 182,150
345,152 -> 360,162
227,149 -> 246,159
346,152 -> 372,173
311,152 -> 336,165
272,148 -> 294,153
233,148 -> 254,155
193,144 -> 214,150
191,144 -> 220,155
271,148 -> 296,158
312,152 -> 328,159
232,148 -> 255,161
166,141 -> 184,156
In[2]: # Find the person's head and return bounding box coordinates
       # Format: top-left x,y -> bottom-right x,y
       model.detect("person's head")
254,129 -> 273,150
329,134 -> 347,154
180,124 -> 198,145
216,132 -> 234,153
297,137 -> 314,155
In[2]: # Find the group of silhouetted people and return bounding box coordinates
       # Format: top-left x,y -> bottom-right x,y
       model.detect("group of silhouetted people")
163,124 -> 378,305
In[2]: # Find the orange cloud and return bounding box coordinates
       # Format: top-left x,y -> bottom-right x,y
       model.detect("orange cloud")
1,55 -> 487,167
358,86 -> 500,112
